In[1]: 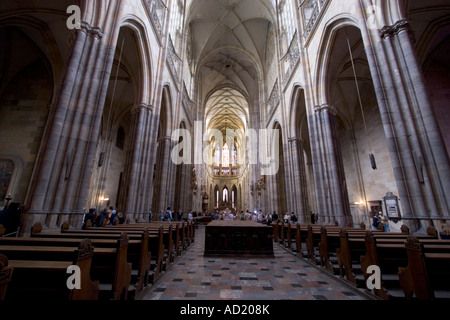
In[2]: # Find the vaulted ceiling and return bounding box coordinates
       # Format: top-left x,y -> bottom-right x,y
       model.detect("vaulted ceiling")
205,87 -> 249,139
186,0 -> 276,137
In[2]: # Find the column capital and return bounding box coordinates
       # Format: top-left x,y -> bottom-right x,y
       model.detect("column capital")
288,137 -> 304,146
78,21 -> 103,39
131,103 -> 154,115
380,19 -> 409,39
157,136 -> 172,143
314,104 -> 337,115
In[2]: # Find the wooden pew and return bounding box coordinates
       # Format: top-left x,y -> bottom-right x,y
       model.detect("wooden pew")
156,221 -> 193,250
398,236 -> 450,300
37,226 -> 163,287
337,229 -> 369,288
104,220 -> 193,258
273,221 -> 279,243
2,239 -> 99,300
98,221 -> 189,268
102,223 -> 174,272
94,232 -> 132,300
306,225 -> 324,264
280,221 -> 286,247
1,232 -> 151,298
359,232 -> 410,299
0,253 -> 14,300
294,224 -> 355,258
318,226 -> 340,275
286,223 -> 304,257
29,228 -> 133,300
331,227 -> 437,289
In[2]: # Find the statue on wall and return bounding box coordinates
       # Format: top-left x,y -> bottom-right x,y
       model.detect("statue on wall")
257,175 -> 266,194
201,179 -> 207,197
191,167 -> 197,195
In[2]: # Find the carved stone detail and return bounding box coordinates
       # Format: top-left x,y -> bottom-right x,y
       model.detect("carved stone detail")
380,19 -> 409,39
79,21 -> 103,38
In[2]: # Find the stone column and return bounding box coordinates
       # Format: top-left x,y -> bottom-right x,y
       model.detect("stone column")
366,19 -> 450,229
25,21 -> 113,231
313,105 -> 352,226
152,136 -> 176,213
282,137 -> 295,215
288,137 -> 309,223
122,104 -> 154,222
310,109 -> 327,224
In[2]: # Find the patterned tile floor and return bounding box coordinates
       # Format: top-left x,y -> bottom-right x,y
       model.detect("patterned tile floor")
141,225 -> 370,301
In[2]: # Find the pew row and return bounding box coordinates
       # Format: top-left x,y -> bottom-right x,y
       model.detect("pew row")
0,253 -> 14,300
31,224 -> 162,291
274,222 -> 450,300
0,239 -> 99,300
3,230 -> 146,299
396,236 -> 450,300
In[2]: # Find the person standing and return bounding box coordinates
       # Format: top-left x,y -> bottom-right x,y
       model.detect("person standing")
372,214 -> 379,230
272,211 -> 279,222
148,210 -> 153,222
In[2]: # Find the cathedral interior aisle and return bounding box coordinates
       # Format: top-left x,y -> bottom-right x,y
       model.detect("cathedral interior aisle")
141,224 -> 369,301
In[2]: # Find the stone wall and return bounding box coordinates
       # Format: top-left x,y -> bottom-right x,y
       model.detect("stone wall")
425,60 -> 450,158
0,61 -> 52,205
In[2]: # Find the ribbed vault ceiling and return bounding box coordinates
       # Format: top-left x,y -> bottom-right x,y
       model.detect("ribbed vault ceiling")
187,0 -> 275,140
205,87 -> 249,139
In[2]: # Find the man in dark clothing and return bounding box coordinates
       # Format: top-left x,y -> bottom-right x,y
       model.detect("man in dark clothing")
0,202 -> 21,235
83,208 -> 97,229
372,214 -> 379,230
272,211 -> 278,222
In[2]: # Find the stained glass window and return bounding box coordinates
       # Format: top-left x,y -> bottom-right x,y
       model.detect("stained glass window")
214,145 -> 220,166
232,145 -> 238,165
222,143 -> 230,166
212,143 -> 238,174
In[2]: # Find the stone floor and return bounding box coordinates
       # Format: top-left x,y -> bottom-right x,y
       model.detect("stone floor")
140,224 -> 370,301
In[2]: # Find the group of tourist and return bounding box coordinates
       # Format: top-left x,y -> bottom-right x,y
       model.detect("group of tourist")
82,206 -> 124,229
155,207 -> 194,222
82,204 -> 305,229
208,208 -> 301,226
372,211 -> 390,232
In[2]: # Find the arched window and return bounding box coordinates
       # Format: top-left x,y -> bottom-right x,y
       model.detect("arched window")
222,143 -> 230,166
232,189 -> 235,208
214,145 -> 221,166
215,186 -> 219,208
232,145 -> 238,165
223,188 -> 229,202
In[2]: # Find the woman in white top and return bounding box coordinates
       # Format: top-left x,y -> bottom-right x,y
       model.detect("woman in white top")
284,212 -> 291,223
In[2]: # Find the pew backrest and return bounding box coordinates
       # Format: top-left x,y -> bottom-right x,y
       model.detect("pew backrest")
0,253 -> 14,300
